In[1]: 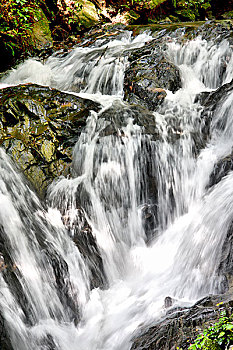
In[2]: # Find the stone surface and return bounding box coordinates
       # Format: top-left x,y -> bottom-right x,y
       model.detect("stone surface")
75,0 -> 99,29
97,101 -> 160,139
131,77 -> 233,350
186,20 -> 233,44
31,8 -> 53,50
131,296 -> 233,350
197,79 -> 233,156
0,84 -> 100,197
124,40 -> 181,111
0,313 -> 13,350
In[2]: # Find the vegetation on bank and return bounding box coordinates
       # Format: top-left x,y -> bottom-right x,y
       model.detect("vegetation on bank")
0,0 -> 233,72
189,311 -> 233,350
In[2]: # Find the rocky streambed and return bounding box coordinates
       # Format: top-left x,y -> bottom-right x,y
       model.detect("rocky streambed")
1,20 -> 233,350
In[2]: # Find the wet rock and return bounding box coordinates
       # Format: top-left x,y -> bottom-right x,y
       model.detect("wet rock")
72,211 -> 106,290
164,296 -> 173,308
97,101 -> 160,140
124,40 -> 181,111
131,295 -> 233,350
78,23 -> 128,48
209,154 -> 233,188
218,221 -> 233,286
197,79 -> 233,146
199,79 -> 233,111
0,312 -> 13,350
57,202 -> 107,290
0,84 -> 100,197
71,0 -> 99,30
186,20 -> 233,44
46,179 -> 107,290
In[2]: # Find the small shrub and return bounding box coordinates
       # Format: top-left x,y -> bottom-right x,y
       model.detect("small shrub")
189,312 -> 233,350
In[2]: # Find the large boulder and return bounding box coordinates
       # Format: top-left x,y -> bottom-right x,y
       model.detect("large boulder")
209,154 -> 233,189
67,0 -> 99,31
97,101 -> 160,139
30,7 -> 53,50
0,84 -> 100,197
124,40 -> 181,111
131,295 -> 233,350
0,83 -> 106,293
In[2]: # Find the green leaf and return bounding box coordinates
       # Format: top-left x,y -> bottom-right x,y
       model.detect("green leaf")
225,324 -> 233,330
218,331 -> 225,337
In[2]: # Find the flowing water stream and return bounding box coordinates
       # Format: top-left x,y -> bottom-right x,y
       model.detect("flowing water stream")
1,27 -> 233,349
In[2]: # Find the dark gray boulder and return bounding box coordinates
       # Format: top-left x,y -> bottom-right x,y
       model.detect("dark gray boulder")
124,40 -> 182,111
131,295 -> 233,350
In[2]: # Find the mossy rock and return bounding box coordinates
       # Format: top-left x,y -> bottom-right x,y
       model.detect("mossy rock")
174,0 -> 211,21
175,9 -> 196,21
74,0 -> 99,28
139,0 -> 168,10
222,11 -> 233,19
125,10 -> 140,24
0,84 -> 100,196
31,8 -> 53,50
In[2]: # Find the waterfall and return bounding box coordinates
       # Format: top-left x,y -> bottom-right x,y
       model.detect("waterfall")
1,27 -> 233,349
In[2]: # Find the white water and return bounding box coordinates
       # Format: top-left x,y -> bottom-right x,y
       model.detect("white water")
1,30 -> 233,349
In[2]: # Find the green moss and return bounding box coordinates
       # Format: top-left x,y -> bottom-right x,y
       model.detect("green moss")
174,0 -> 211,21
75,0 -> 99,28
176,9 -> 196,21
148,0 -> 168,9
222,11 -> 233,19
125,10 -> 140,24
31,8 -> 53,49
0,84 -> 99,197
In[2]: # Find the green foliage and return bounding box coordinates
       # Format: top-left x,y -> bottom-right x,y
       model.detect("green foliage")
119,0 -> 167,11
189,312 -> 233,350
0,0 -> 40,56
64,2 -> 83,26
174,0 -> 211,21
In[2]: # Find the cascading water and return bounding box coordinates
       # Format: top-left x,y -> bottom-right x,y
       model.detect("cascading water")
1,27 -> 233,349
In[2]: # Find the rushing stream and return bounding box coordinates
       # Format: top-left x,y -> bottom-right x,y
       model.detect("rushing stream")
1,27 -> 233,349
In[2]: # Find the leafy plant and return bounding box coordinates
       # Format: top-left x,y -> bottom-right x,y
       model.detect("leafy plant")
189,312 -> 233,350
0,0 -> 41,56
